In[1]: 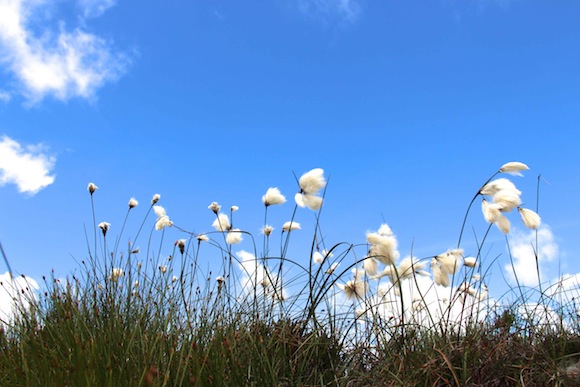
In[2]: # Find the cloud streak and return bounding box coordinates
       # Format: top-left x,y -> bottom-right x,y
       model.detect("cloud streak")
298,0 -> 362,24
0,135 -> 56,194
0,0 -> 129,102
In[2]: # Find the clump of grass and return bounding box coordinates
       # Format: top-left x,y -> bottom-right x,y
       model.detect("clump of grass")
1,163 -> 580,385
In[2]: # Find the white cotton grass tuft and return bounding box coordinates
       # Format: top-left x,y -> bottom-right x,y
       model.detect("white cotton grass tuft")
495,212 -> 511,234
208,201 -> 221,214
87,182 -> 98,195
128,197 -> 138,209
226,229 -> 243,245
435,249 -> 463,275
98,221 -> 110,236
282,221 -> 301,232
295,168 -> 326,211
261,225 -> 274,236
298,168 -> 326,195
480,178 -> 520,197
153,205 -> 173,231
362,257 -> 379,276
151,194 -> 160,205
262,187 -> 286,206
295,193 -> 324,211
197,234 -> 209,242
97,222 -> 111,234
481,198 -> 501,223
337,278 -> 368,300
377,224 -> 393,236
431,249 -> 462,286
499,161 -> 529,176
109,268 -> 123,282
431,263 -> 450,287
366,224 -> 399,265
492,189 -> 522,212
230,205 -> 239,212
396,257 -> 428,280
312,251 -> 324,265
518,207 -> 541,229
463,257 -> 477,268
212,213 -> 231,232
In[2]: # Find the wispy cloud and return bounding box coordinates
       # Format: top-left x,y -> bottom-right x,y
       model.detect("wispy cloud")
0,0 -> 129,103
297,0 -> 362,24
504,226 -> 559,287
78,0 -> 117,19
0,135 -> 56,195
0,90 -> 10,103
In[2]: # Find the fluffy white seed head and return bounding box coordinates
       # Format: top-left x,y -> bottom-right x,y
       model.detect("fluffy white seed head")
151,194 -> 160,205
262,225 -> 274,236
208,201 -> 221,214
154,206 -> 173,230
226,229 -> 243,245
435,249 -> 463,275
153,205 -> 166,218
87,182 -> 98,195
298,168 -> 326,195
518,207 -> 541,230
282,221 -> 301,231
98,221 -> 110,236
482,198 -> 502,223
431,263 -> 450,287
313,251 -> 324,265
362,257 -> 379,276
480,178 -> 520,197
397,257 -> 427,280
262,187 -> 286,206
463,257 -> 477,268
367,231 -> 399,265
212,213 -> 231,232
337,279 -> 368,300
499,161 -> 529,176
301,194 -> 323,211
495,212 -> 511,234
492,189 -> 522,212
109,268 -> 123,282
377,224 -> 393,237
128,197 -> 138,209
155,216 -> 173,231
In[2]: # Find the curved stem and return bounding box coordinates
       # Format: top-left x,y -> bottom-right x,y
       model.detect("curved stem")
457,171 -> 499,247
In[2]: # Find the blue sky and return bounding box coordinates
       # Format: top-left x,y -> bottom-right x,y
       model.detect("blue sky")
0,0 -> 579,301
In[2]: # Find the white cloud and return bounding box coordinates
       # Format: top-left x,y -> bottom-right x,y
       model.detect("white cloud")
0,90 -> 11,102
504,226 -> 559,287
78,0 -> 117,19
0,135 -> 56,194
0,272 -> 39,324
0,0 -> 129,102
298,0 -> 362,24
546,273 -> 580,310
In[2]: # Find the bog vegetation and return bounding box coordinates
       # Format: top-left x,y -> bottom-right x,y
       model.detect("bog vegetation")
1,163 -> 580,386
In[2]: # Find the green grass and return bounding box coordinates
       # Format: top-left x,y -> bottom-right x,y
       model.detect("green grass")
1,164 -> 580,386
